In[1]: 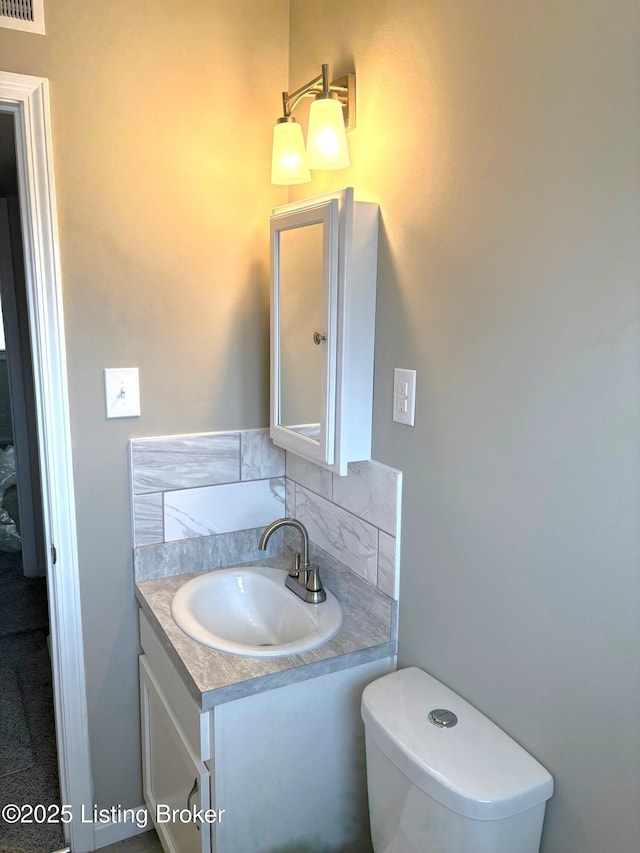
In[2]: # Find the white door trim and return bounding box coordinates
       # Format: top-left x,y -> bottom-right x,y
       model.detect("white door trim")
0,71 -> 95,853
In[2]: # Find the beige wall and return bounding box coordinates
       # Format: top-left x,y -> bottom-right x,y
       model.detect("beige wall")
289,1 -> 640,851
0,0 -> 288,808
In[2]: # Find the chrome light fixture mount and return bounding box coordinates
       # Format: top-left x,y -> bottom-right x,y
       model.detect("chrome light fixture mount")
271,64 -> 356,185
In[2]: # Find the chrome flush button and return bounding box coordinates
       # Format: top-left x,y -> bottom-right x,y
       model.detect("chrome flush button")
428,708 -> 458,728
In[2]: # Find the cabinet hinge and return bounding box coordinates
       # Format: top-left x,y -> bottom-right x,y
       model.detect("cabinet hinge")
51,544 -> 57,565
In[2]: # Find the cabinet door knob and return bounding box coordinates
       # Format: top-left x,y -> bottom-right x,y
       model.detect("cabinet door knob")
187,777 -> 200,830
313,331 -> 326,345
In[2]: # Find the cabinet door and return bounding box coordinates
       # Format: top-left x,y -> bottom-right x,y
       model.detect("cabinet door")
140,656 -> 211,853
270,196 -> 339,466
270,187 -> 379,475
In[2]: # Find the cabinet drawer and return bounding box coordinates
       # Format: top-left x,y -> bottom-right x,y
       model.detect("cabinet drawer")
139,611 -> 211,761
140,656 -> 211,853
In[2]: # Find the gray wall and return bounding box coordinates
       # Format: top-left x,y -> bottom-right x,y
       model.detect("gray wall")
0,0 -> 289,809
290,2 -> 640,851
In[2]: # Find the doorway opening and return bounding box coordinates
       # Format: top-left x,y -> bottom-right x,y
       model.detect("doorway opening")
0,109 -> 65,853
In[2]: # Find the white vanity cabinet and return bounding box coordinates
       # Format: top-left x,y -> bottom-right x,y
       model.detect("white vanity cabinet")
139,613 -> 215,853
139,611 -> 392,853
139,658 -> 211,853
270,187 -> 379,475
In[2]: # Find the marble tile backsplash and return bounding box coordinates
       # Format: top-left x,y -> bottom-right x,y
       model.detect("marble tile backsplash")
131,432 -> 242,494
164,478 -> 285,541
130,428 -> 402,600
130,429 -> 286,579
285,454 -> 402,600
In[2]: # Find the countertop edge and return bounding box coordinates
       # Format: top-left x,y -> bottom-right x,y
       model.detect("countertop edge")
199,640 -> 397,710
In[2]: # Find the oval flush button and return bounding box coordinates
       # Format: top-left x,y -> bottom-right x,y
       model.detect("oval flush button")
428,708 -> 458,728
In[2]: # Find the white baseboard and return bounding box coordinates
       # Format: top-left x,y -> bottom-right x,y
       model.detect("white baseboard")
92,804 -> 150,849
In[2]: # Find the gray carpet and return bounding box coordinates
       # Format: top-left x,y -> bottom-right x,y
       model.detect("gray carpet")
0,550 -> 48,638
0,662 -> 33,776
0,552 -> 65,853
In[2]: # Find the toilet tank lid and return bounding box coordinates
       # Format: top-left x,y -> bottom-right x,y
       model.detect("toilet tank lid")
361,667 -> 553,821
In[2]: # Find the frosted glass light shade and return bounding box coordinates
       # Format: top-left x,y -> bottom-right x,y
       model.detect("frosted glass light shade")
306,98 -> 350,170
271,121 -> 311,185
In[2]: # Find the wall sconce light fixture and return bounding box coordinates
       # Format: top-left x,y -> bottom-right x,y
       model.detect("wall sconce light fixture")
271,64 -> 355,185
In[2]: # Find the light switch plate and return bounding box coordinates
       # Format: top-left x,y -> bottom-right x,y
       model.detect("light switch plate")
104,368 -> 140,418
393,368 -> 416,426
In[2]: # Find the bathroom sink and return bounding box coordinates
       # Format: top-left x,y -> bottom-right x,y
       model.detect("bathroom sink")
170,566 -> 342,658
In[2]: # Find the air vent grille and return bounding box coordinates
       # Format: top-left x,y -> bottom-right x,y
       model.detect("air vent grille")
0,0 -> 45,33
1,0 -> 34,21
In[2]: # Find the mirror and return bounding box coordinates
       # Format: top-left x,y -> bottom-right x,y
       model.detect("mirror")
271,198 -> 338,465
278,223 -> 323,439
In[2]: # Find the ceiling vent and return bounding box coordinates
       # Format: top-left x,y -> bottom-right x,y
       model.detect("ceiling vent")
0,0 -> 45,34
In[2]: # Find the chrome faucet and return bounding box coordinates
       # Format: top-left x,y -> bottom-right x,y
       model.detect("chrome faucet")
258,517 -> 326,604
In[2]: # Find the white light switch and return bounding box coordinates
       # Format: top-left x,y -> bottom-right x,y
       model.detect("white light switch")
393,368 -> 416,426
104,368 -> 140,418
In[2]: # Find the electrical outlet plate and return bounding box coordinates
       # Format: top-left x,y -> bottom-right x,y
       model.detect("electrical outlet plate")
104,367 -> 140,418
393,368 -> 416,426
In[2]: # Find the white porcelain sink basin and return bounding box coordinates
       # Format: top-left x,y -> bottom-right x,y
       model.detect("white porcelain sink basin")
171,566 -> 342,658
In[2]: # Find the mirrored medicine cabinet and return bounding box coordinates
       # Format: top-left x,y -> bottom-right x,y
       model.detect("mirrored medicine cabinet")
270,187 -> 379,475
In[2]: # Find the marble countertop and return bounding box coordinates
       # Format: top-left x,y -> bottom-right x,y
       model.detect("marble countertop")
136,554 -> 397,710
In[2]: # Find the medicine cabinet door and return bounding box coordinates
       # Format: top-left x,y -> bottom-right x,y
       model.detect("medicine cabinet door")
270,198 -> 339,465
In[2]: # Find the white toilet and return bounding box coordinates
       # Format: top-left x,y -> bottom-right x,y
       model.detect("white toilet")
361,667 -> 554,853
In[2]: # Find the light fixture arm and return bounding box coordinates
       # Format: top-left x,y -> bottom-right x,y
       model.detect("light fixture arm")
282,72 -> 323,116
280,64 -> 355,129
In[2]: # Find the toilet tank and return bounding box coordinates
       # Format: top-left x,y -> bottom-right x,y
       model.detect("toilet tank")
361,667 -> 554,853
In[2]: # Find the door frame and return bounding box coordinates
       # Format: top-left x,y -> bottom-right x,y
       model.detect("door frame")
0,71 -> 95,852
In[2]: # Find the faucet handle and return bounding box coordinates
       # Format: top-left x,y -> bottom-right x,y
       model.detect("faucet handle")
305,564 -> 324,595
